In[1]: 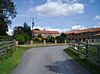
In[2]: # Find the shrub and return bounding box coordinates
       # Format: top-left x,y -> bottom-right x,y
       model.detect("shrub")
14,34 -> 25,44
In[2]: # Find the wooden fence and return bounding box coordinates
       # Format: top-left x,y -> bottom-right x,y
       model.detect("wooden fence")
69,42 -> 100,66
0,41 -> 16,61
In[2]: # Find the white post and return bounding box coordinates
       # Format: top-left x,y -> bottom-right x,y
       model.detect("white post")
65,40 -> 67,44
43,40 -> 46,44
55,40 -> 57,44
81,39 -> 83,42
31,40 -> 33,45
16,41 -> 18,46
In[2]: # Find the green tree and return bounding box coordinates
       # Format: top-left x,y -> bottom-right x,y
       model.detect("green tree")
13,26 -> 24,36
61,33 -> 66,39
14,34 -> 25,44
23,22 -> 31,39
13,22 -> 31,44
55,33 -> 66,43
34,28 -> 40,30
0,0 -> 17,36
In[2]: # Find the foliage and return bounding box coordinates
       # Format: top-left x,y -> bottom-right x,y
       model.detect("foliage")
55,36 -> 64,43
13,26 -> 24,35
55,33 -> 66,43
33,37 -> 42,42
14,34 -> 25,44
23,22 -> 31,38
64,48 -> 100,74
0,36 -> 13,41
61,33 -> 66,39
13,22 -> 31,44
0,47 -> 28,74
34,28 -> 40,30
0,0 -> 17,36
47,36 -> 55,42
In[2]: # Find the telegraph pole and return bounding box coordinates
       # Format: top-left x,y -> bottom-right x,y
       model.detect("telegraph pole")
32,17 -> 34,38
30,17 -> 35,45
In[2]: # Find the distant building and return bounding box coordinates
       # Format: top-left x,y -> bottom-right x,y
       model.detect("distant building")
64,27 -> 100,43
32,29 -> 60,38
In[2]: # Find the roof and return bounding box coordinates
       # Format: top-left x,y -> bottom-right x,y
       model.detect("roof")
32,30 -> 59,34
65,27 -> 100,35
64,30 -> 79,34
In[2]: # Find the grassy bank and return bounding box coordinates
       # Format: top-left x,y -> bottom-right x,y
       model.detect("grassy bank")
0,47 -> 28,74
64,48 -> 100,74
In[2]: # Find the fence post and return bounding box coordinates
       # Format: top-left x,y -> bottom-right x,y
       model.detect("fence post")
16,41 -> 18,46
85,41 -> 88,59
31,40 -> 33,45
43,40 -> 46,44
65,40 -> 67,44
55,40 -> 57,44
78,43 -> 80,53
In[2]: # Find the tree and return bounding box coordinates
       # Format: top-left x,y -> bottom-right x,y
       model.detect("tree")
13,26 -> 24,36
0,0 -> 17,36
55,33 -> 66,43
34,28 -> 40,30
61,33 -> 66,39
13,22 -> 31,44
23,22 -> 31,38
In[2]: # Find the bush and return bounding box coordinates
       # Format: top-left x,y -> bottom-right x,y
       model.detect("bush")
14,34 -> 25,44
55,36 -> 64,43
33,37 -> 43,42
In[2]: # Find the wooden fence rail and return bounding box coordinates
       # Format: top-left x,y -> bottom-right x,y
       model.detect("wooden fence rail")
68,42 -> 100,66
0,41 -> 16,61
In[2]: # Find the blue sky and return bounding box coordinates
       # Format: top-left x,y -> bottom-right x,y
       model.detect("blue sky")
7,0 -> 100,35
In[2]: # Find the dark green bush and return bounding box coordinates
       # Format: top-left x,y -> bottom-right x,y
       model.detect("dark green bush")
14,34 -> 25,44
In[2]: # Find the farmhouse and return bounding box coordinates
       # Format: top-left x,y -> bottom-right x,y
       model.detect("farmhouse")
32,29 -> 60,38
64,27 -> 100,43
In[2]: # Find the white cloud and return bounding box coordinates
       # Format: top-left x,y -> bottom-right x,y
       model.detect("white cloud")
6,28 -> 13,36
32,0 -> 84,16
71,25 -> 86,30
94,15 -> 100,20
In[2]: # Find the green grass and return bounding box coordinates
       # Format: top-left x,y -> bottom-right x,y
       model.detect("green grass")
0,47 -> 28,74
64,48 -> 100,74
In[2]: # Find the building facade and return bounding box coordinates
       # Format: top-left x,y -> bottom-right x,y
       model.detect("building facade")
32,30 -> 60,38
65,28 -> 100,43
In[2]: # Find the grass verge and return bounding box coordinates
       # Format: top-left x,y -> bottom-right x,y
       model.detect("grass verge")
0,47 -> 28,74
64,48 -> 100,74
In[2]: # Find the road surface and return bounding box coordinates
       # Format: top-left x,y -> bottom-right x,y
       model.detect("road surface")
12,46 -> 90,74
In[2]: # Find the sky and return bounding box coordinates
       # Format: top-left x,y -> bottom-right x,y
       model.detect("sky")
7,0 -> 100,35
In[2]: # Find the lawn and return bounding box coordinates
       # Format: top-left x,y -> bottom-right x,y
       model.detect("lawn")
0,47 -> 28,74
64,48 -> 100,74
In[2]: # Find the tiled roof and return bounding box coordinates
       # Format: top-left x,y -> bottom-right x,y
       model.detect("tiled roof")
64,30 -> 79,34
65,27 -> 100,34
32,30 -> 59,34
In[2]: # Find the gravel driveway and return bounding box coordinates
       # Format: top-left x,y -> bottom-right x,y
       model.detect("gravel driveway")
12,46 -> 90,74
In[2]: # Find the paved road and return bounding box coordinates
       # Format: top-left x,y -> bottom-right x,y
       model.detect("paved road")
12,46 -> 90,74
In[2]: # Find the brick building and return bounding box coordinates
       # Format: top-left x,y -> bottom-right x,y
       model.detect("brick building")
32,29 -> 60,38
64,27 -> 100,43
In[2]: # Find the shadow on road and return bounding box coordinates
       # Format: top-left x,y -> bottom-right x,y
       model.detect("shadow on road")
45,59 -> 90,74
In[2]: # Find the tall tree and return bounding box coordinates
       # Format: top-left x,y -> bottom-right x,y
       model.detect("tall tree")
13,22 -> 31,44
23,22 -> 31,37
0,0 -> 17,36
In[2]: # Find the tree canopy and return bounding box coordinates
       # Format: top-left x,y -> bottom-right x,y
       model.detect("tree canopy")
13,22 -> 31,44
0,0 -> 17,36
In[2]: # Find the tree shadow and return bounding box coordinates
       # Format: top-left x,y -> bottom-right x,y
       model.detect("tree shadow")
45,59 -> 90,74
